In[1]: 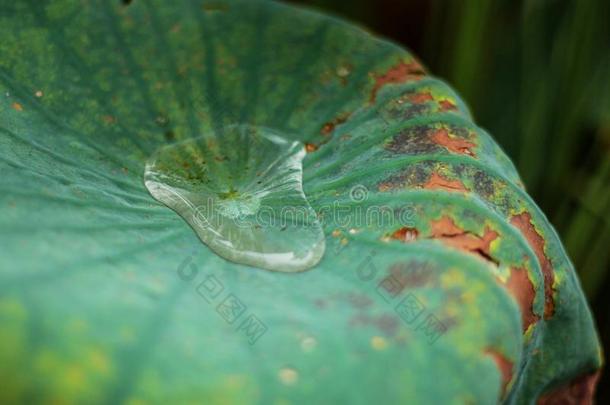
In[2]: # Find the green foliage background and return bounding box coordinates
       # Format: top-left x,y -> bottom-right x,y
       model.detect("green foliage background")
291,0 -> 610,398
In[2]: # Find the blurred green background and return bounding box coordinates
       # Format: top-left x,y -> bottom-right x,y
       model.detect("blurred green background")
291,0 -> 609,399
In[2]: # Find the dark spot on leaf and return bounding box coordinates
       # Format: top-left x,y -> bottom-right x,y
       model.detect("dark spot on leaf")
385,125 -> 440,155
382,261 -> 432,293
385,102 -> 431,121
314,299 -> 327,309
164,130 -> 175,142
378,163 -> 430,192
473,170 -> 495,198
349,313 -> 399,337
346,293 -> 373,309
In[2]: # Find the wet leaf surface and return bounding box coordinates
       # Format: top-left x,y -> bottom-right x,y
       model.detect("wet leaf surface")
0,1 -> 602,403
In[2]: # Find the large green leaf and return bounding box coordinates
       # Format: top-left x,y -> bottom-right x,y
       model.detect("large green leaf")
0,0 -> 602,403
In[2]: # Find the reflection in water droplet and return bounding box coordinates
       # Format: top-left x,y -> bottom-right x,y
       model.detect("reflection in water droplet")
144,124 -> 325,272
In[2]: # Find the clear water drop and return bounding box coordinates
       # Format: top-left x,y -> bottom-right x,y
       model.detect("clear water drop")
144,124 -> 325,272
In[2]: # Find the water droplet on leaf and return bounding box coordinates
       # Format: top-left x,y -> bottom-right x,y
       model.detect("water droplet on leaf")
144,124 -> 325,272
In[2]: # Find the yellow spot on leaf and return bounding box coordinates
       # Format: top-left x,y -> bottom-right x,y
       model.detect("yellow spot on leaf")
440,268 -> 466,288
370,336 -> 388,350
63,364 -> 86,390
278,367 -> 298,385
88,348 -> 111,375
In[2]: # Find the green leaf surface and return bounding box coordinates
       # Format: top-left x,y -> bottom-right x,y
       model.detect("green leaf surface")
0,1 -> 602,404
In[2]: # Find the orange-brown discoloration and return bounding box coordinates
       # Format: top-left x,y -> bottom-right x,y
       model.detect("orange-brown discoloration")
11,102 -> 23,111
439,99 -> 458,111
389,227 -> 419,242
320,112 -> 351,136
408,92 -> 434,104
505,266 -> 539,331
429,216 -> 499,265
510,212 -> 555,318
378,183 -> 393,192
370,59 -> 426,103
429,215 -> 463,236
429,128 -> 476,157
305,143 -> 318,153
537,371 -> 600,405
422,172 -> 468,192
485,349 -> 514,397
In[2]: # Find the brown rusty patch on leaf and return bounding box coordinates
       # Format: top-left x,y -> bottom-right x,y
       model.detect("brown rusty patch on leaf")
11,102 -> 23,111
505,266 -> 539,331
429,128 -> 476,157
429,216 -> 499,265
408,91 -> 434,104
510,212 -> 555,318
389,227 -> 419,242
439,99 -> 458,111
320,112 -> 351,136
485,349 -> 514,397
537,370 -> 600,405
429,216 -> 463,236
378,182 -> 393,192
369,59 -> 426,103
422,172 -> 468,192
305,143 -> 318,153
